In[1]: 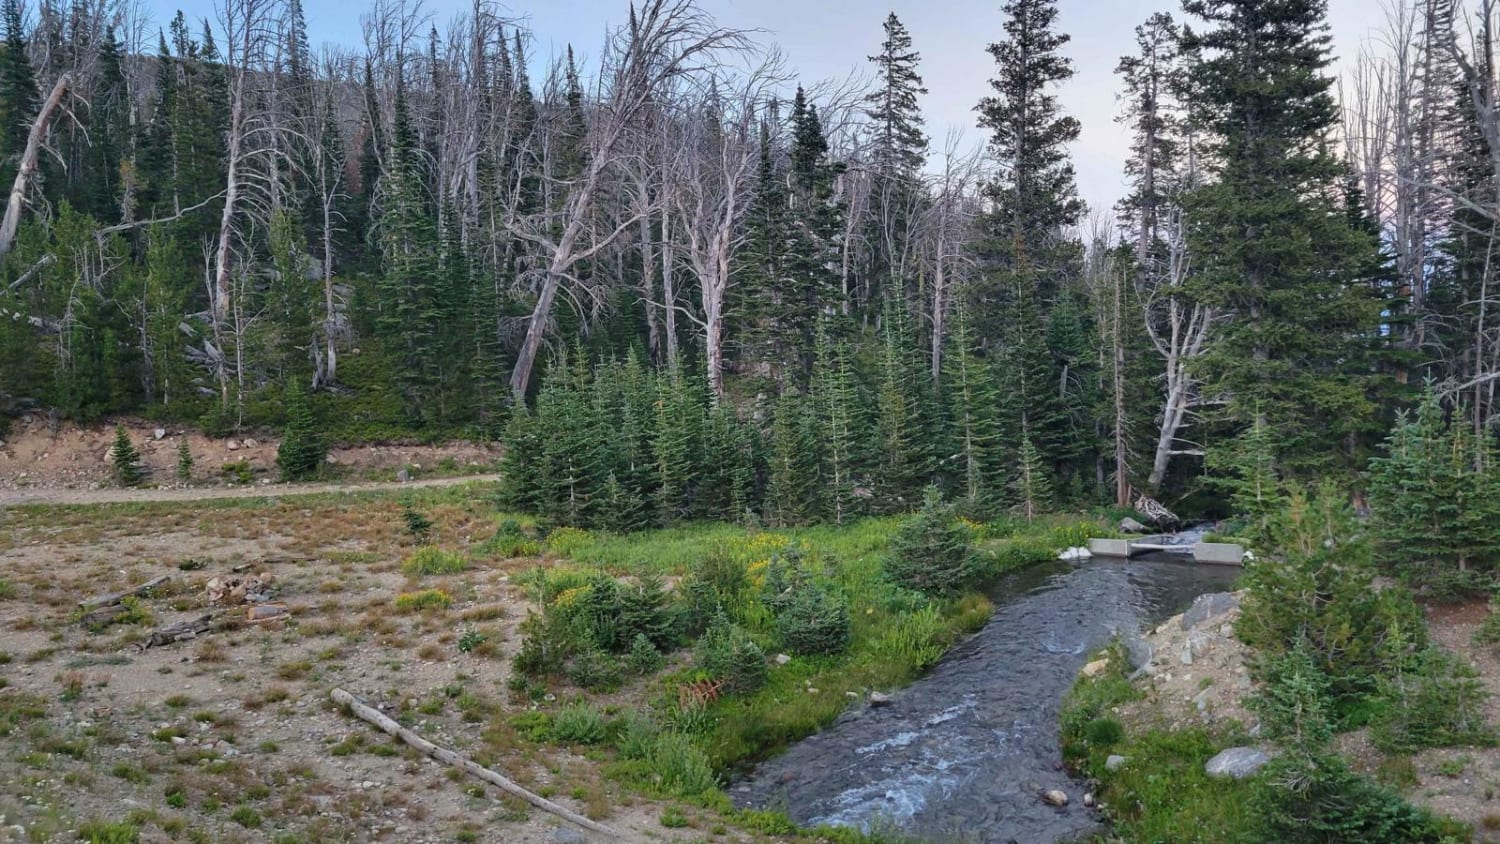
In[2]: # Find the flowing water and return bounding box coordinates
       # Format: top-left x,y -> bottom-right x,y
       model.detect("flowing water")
732,547 -> 1240,844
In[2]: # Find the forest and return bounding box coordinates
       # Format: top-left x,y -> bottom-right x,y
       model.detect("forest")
0,0 -> 1498,522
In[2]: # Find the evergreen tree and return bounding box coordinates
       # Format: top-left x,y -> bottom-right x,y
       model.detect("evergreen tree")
176,437 -> 194,482
276,379 -> 326,480
0,0 -> 37,186
975,0 -> 1084,298
1182,0 -> 1381,477
1013,434 -> 1051,520
111,425 -> 145,487
942,304 -> 1004,508
871,297 -> 934,510
865,13 -> 928,313
812,321 -> 864,523
766,389 -> 823,525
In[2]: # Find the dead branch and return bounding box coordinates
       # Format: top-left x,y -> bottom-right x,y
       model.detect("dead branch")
0,74 -> 73,261
78,575 -> 170,612
330,687 -> 618,837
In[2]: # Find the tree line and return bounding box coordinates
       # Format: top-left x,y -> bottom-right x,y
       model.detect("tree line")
0,0 -> 1498,517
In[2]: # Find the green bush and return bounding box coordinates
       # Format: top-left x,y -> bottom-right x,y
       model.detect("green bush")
1475,608 -> 1500,647
550,702 -> 607,744
627,633 -> 665,675
679,548 -> 751,634
646,731 -> 718,796
1083,717 -> 1124,748
613,710 -> 660,760
695,611 -> 767,695
774,583 -> 851,656
885,488 -> 975,596
564,644 -> 623,691
400,547 -> 468,576
1236,484 -> 1426,709
394,589 -> 452,612
78,820 -> 140,844
1248,641 -> 1335,750
1371,646 -> 1493,753
1250,753 -> 1454,843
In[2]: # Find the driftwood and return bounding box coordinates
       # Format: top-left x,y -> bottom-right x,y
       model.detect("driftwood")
79,575 -> 170,611
140,615 -> 215,649
330,687 -> 617,838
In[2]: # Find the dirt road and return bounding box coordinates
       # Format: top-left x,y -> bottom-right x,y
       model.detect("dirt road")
0,473 -> 501,507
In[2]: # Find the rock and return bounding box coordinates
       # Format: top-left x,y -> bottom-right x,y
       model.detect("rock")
1105,754 -> 1127,772
1205,747 -> 1270,780
153,428 -> 166,440
1119,516 -> 1150,533
226,440 -> 239,451
396,468 -> 411,483
242,438 -> 258,448
1181,592 -> 1240,631
1193,687 -> 1214,712
1058,546 -> 1091,561
1042,789 -> 1069,807
549,828 -> 587,844
1083,792 -> 1096,808
774,653 -> 791,666
1081,659 -> 1109,678
1179,630 -> 1213,666
868,691 -> 893,707
1123,635 -> 1153,672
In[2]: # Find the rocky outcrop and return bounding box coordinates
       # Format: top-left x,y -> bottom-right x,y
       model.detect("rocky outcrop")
1204,747 -> 1270,779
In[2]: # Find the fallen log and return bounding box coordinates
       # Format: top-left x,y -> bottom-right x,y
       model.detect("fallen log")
329,687 -> 617,838
79,575 -> 170,611
140,614 -> 214,649
79,603 -> 129,628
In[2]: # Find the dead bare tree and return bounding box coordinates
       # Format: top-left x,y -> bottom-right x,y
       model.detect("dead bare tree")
505,0 -> 748,403
916,132 -> 984,385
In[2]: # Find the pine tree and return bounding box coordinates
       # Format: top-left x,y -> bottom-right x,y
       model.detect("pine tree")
975,0 -> 1084,295
651,366 -> 702,524
942,304 -> 1004,508
813,322 -> 864,523
766,389 -> 823,526
176,438 -> 194,482
111,425 -> 145,487
0,0 -> 37,186
1182,0 -> 1381,477
871,298 -> 934,511
276,379 -> 326,481
1013,434 -> 1051,520
865,13 -> 929,314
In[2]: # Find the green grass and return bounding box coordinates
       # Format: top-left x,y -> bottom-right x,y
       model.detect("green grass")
394,588 -> 453,612
530,513 -> 1103,795
399,547 -> 469,576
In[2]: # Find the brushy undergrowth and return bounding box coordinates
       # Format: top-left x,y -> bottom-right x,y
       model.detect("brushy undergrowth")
400,547 -> 468,576
508,510 -> 1102,806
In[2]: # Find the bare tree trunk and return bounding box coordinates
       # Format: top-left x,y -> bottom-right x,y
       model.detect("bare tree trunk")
661,205 -> 679,365
0,74 -> 72,261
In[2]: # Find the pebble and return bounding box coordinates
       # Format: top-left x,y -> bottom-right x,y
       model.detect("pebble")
361,780 -> 376,790
774,653 -> 792,666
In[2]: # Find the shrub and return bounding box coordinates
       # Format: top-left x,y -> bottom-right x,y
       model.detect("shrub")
1371,646 -> 1493,753
550,702 -> 607,744
400,547 -> 468,576
885,488 -> 975,596
774,583 -> 851,656
77,820 -> 140,844
276,380 -> 326,481
679,548 -> 751,634
1248,641 -> 1335,751
221,460 -> 253,484
402,504 -> 433,545
564,644 -> 623,691
1236,483 -> 1426,708
457,629 -> 488,653
111,426 -> 145,487
647,732 -> 718,796
627,633 -> 666,675
614,710 -> 660,760
1250,753 -> 1452,843
1475,608 -> 1500,647
1083,717 -> 1125,748
695,612 -> 767,696
394,589 -> 452,613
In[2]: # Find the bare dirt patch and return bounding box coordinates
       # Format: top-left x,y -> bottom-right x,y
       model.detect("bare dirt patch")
0,414 -> 500,493
0,489 -> 759,843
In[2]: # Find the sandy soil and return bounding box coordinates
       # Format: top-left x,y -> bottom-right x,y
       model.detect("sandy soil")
0,488 -> 763,844
0,415 -> 501,493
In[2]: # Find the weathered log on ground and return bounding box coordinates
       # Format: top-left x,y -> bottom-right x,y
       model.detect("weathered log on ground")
79,575 -> 170,611
79,603 -> 129,628
329,687 -> 617,838
140,614 -> 215,649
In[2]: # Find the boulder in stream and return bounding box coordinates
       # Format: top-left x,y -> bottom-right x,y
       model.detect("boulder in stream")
868,691 -> 893,707
1042,789 -> 1069,807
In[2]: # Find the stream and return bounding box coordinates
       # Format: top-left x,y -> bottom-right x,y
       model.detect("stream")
731,544 -> 1240,843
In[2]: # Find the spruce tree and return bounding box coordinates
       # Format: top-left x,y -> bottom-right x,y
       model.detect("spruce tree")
766,389 -> 823,526
1013,435 -> 1051,520
871,298 -> 934,511
111,425 -> 145,487
1182,0 -> 1381,477
813,322 -> 864,523
176,437 -> 194,482
942,304 -> 1004,508
975,0 -> 1084,298
276,379 -> 326,481
865,13 -> 928,312
0,0 -> 37,185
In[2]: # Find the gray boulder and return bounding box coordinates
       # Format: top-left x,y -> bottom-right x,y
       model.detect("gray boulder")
1119,516 -> 1150,533
1181,592 -> 1240,631
1105,754 -> 1128,772
1123,634 -> 1154,672
1204,747 -> 1270,780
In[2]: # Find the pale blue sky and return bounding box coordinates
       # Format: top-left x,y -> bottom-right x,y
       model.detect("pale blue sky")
143,0 -> 1386,212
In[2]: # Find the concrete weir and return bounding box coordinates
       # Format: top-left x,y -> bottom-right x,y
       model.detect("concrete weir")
1088,535 -> 1246,566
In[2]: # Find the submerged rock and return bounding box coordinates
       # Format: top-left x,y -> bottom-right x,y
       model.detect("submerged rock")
1042,789 -> 1069,807
868,691 -> 893,707
1204,746 -> 1269,780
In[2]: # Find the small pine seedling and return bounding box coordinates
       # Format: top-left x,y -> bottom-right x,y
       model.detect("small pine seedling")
176,438 -> 194,481
112,425 -> 146,487
402,503 -> 433,545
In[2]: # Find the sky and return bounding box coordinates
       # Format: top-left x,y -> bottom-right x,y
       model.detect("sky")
145,0 -> 1391,214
